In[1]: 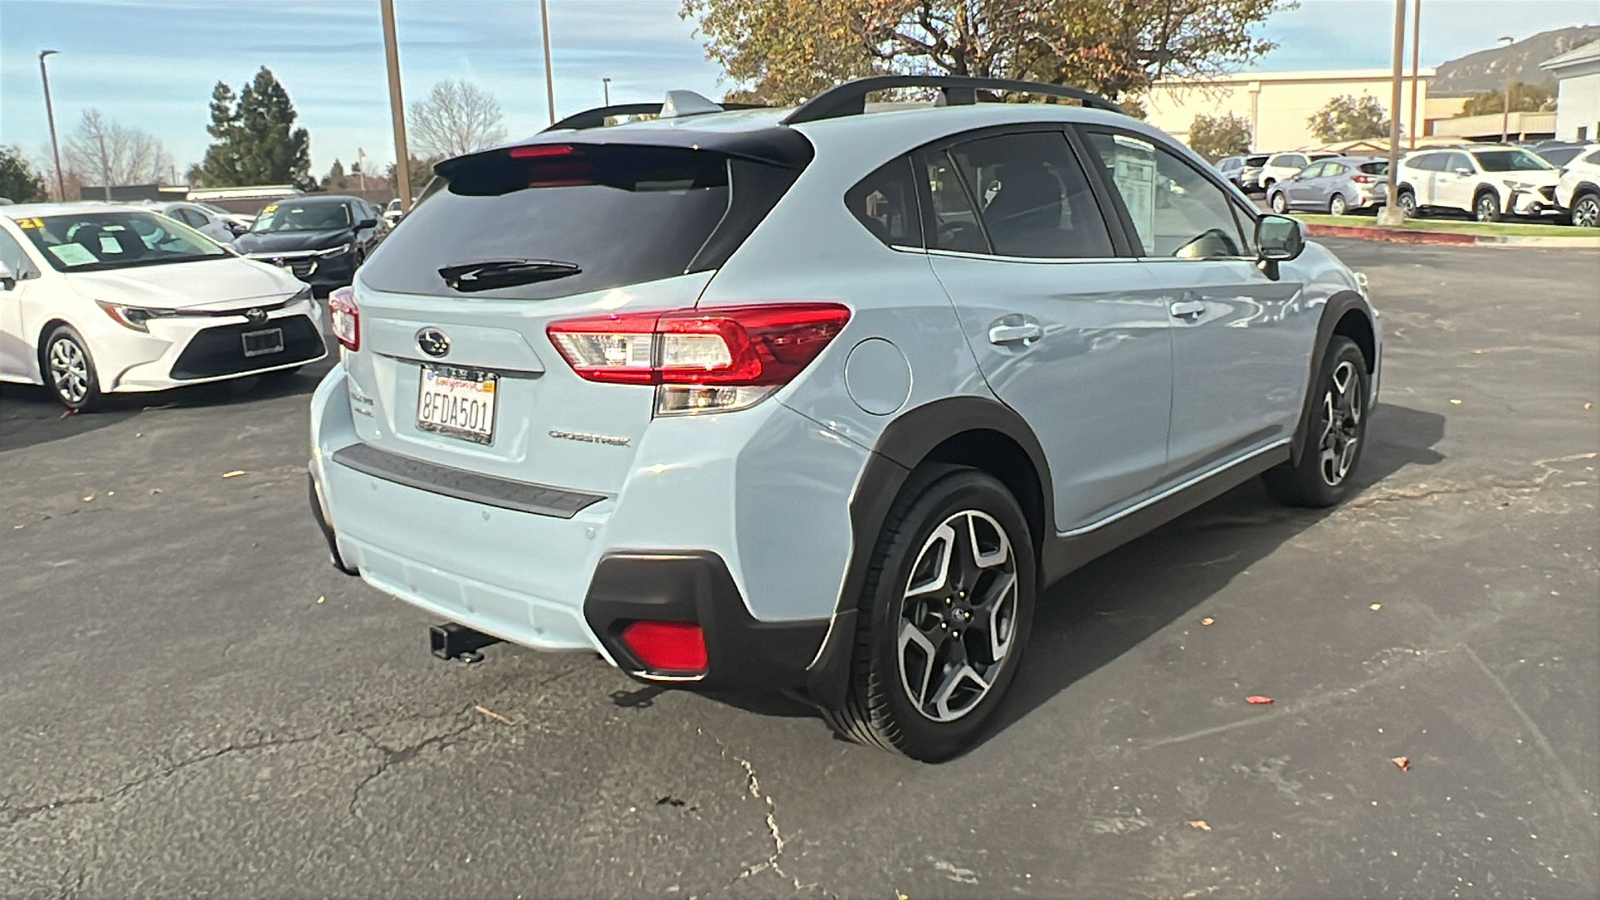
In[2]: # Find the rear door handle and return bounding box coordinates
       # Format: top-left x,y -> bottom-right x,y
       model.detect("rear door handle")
1169,299 -> 1207,320
988,322 -> 1043,344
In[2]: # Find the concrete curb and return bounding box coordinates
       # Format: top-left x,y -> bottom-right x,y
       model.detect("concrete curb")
1305,222 -> 1600,249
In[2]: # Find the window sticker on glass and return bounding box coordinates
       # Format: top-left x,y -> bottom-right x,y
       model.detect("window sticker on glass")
1107,140 -> 1156,252
47,243 -> 98,267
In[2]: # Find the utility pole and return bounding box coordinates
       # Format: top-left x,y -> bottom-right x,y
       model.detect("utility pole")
380,0 -> 412,210
603,76 -> 611,106
1407,0 -> 1421,149
1499,36 -> 1515,143
38,50 -> 65,200
356,147 -> 368,195
96,129 -> 111,202
540,0 -> 555,124
1377,0 -> 1408,227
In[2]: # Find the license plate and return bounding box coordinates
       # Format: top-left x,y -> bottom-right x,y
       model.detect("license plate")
416,364 -> 497,445
241,327 -> 284,357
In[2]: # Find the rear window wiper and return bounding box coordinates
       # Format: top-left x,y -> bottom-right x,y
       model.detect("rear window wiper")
438,259 -> 582,292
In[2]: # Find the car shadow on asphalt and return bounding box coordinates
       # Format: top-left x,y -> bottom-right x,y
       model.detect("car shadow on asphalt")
0,349 -> 335,454
976,402 -> 1447,751
706,403 -> 1449,745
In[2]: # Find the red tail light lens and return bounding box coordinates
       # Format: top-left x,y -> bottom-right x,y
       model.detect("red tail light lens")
620,620 -> 707,672
328,286 -> 360,351
546,303 -> 851,415
1351,173 -> 1375,184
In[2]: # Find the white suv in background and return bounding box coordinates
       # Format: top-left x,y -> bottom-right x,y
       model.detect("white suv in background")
1258,151 -> 1337,191
1555,144 -> 1600,227
1395,145 -> 1562,222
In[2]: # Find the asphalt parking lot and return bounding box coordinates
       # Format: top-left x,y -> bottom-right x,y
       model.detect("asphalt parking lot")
2,238 -> 1596,899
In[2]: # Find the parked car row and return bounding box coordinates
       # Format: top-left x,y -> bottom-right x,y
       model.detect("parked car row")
1211,142 -> 1600,227
0,193 -> 398,411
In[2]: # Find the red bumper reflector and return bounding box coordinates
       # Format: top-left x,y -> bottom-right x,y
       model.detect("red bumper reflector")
620,620 -> 708,672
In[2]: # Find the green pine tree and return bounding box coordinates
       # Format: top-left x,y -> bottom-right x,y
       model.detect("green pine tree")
199,68 -> 312,188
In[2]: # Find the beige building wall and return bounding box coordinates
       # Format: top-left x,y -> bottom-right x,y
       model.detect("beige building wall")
1142,69 -> 1433,152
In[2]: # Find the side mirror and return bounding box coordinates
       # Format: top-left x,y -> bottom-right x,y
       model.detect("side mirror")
356,218 -> 379,230
1256,214 -> 1305,262
0,260 -> 14,291
1453,167 -> 1472,177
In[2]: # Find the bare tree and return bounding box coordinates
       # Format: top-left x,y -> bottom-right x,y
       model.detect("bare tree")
407,81 -> 508,159
63,109 -> 174,187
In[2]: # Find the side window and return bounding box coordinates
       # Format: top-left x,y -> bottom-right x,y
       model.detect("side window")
923,152 -> 988,253
1084,132 -> 1248,260
1302,163 -> 1328,179
181,208 -> 208,227
1324,163 -> 1347,178
945,131 -> 1114,259
1584,150 -> 1600,166
845,156 -> 922,247
0,228 -> 39,278
1447,152 -> 1474,173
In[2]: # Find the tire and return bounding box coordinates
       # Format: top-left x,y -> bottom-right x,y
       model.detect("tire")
1329,193 -> 1348,216
1263,336 -> 1368,508
41,325 -> 103,412
1397,188 -> 1417,218
1262,178 -> 1276,191
1269,191 -> 1288,214
1474,191 -> 1502,223
822,467 -> 1036,762
1571,192 -> 1600,228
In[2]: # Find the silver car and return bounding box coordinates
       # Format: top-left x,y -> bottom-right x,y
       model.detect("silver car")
308,75 -> 1381,761
1269,156 -> 1390,215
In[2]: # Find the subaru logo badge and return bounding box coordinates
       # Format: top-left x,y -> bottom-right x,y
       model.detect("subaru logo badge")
245,307 -> 267,324
416,327 -> 450,358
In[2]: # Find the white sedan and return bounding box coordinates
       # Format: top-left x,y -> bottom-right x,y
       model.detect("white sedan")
0,203 -> 326,411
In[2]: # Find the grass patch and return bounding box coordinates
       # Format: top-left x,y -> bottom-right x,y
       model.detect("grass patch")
1295,214 -> 1577,237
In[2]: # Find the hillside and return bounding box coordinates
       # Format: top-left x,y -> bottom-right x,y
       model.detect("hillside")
1430,25 -> 1600,96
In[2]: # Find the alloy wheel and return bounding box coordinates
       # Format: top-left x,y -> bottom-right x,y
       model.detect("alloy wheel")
1330,194 -> 1348,216
1399,191 -> 1416,217
1574,195 -> 1600,228
48,338 -> 90,405
897,510 -> 1018,723
1475,194 -> 1499,222
1318,360 -> 1363,487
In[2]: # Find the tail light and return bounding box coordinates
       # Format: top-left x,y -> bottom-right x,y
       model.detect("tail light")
1351,173 -> 1376,184
620,620 -> 707,672
546,303 -> 850,415
328,286 -> 360,351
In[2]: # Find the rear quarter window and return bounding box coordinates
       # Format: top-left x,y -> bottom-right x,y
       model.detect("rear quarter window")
361,143 -> 803,300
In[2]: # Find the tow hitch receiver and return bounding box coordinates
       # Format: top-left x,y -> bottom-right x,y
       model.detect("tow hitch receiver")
429,623 -> 503,663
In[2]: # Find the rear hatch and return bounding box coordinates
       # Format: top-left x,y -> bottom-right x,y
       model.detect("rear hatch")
341,135 -> 809,497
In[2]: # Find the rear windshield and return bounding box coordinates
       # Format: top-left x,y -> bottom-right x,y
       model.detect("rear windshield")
1358,161 -> 1389,175
360,143 -> 803,300
1245,156 -> 1268,166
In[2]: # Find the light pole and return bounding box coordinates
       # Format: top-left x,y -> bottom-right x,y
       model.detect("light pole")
540,0 -> 555,124
356,147 -> 368,195
1377,0 -> 1408,227
1499,36 -> 1515,143
603,76 -> 611,106
38,50 -> 65,200
1407,0 -> 1421,149
380,0 -> 412,211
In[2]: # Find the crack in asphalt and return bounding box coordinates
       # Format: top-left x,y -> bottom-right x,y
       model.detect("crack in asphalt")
1341,451 -> 1597,513
346,716 -> 480,817
0,733 -> 326,829
697,729 -> 823,897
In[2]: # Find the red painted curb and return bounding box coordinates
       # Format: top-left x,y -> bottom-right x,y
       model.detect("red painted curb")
1304,223 -> 1477,245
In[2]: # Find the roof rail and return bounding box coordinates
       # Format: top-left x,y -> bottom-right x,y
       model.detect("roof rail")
781,75 -> 1126,125
544,98 -> 769,132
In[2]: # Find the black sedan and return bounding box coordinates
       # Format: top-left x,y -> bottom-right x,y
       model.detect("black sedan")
233,195 -> 387,295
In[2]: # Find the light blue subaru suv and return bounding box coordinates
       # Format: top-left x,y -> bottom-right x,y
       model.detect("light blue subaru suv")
309,76 -> 1380,761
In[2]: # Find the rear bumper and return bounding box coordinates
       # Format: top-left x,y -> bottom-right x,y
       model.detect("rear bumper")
308,362 -> 860,689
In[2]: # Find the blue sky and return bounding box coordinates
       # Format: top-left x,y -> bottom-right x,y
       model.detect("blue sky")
1,0 -> 1596,178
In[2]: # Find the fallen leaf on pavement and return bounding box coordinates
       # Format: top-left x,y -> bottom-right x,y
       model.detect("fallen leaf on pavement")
1586,403 -> 1593,410
1200,617 -> 1215,626
1187,820 -> 1212,831
221,470 -> 246,478
60,409 -> 77,418
82,495 -> 93,502
1391,756 -> 1411,771
1246,695 -> 1274,705
474,705 -> 514,725
149,489 -> 161,495
315,596 -> 325,604
1449,399 -> 1462,405
1370,603 -> 1382,611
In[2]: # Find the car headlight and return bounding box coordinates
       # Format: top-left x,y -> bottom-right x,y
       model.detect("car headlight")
1503,180 -> 1537,191
315,242 -> 355,258
96,300 -> 180,333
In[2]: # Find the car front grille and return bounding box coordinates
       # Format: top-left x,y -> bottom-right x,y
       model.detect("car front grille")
170,315 -> 325,380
